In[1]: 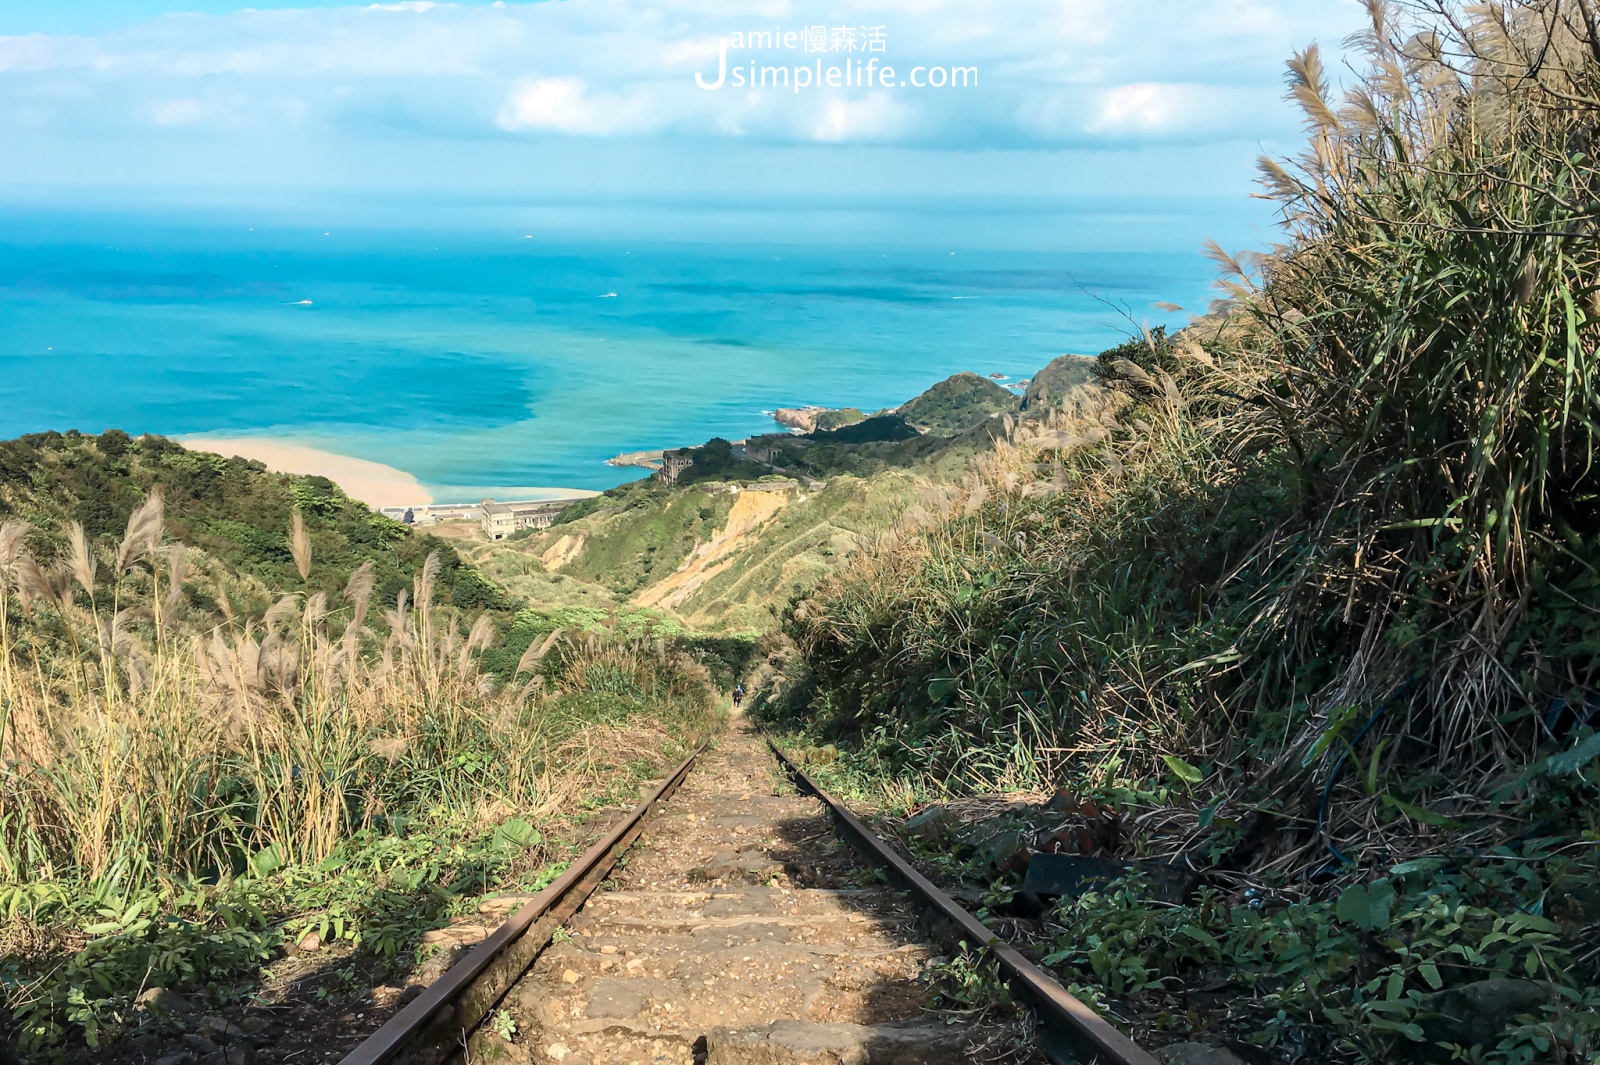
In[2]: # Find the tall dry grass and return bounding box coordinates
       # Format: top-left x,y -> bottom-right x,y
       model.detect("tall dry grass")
0,494 -> 717,895
782,1 -> 1600,866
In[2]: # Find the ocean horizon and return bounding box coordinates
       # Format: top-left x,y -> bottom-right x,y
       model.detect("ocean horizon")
0,198 -> 1245,502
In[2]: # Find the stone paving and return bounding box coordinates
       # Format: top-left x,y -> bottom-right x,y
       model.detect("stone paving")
495,719 -> 997,1065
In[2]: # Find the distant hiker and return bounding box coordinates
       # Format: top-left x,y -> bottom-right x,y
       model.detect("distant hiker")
732,684 -> 745,709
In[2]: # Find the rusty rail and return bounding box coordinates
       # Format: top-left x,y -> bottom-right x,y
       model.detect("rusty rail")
337,743 -> 706,1065
766,738 -> 1161,1065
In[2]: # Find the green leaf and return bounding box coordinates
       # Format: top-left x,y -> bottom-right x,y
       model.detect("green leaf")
1504,913 -> 1559,934
494,817 -> 543,851
248,844 -> 284,878
1336,879 -> 1395,931
1162,755 -> 1203,786
1304,704 -> 1362,767
1546,732 -> 1600,776
1381,795 -> 1464,829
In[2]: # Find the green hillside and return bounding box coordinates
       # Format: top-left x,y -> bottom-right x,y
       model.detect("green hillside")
898,371 -> 1018,433
1020,353 -> 1095,411
0,430 -> 504,613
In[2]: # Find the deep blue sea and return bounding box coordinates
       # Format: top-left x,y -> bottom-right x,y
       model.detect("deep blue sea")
0,201 -> 1241,499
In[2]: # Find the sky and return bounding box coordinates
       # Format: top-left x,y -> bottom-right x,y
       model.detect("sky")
0,1 -> 1372,225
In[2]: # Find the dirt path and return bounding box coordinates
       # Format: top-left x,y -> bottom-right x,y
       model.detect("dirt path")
495,718 -> 1022,1065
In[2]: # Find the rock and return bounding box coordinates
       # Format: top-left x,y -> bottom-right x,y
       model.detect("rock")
706,1019 -> 975,1064
1155,1043 -> 1247,1065
1022,854 -> 1197,903
421,924 -> 491,946
516,989 -> 566,1026
293,931 -> 321,953
182,1034 -> 220,1055
239,1017 -> 271,1034
1413,979 -> 1551,1059
137,987 -> 193,1016
694,847 -> 785,883
1549,873 -> 1600,930
479,895 -> 540,919
197,1016 -> 247,1041
902,806 -> 955,844
955,813 -> 1055,870
154,1054 -> 192,1065
584,977 -> 681,1020
201,1050 -> 255,1065
127,1033 -> 163,1053
975,827 -> 1030,871
584,979 -> 650,1019
546,1044 -> 572,1062
561,969 -> 581,984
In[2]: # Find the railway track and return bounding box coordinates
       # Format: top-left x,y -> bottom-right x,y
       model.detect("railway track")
338,720 -> 1158,1065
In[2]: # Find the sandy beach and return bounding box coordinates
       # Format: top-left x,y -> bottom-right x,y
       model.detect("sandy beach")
178,437 -> 432,509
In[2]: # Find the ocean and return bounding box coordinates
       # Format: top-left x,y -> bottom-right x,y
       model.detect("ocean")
0,200 -> 1243,500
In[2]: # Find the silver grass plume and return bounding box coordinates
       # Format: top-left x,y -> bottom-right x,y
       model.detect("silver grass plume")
459,614 -> 496,673
304,591 -> 329,630
1286,46 -> 1341,134
263,594 -> 300,633
343,561 -> 376,628
289,510 -> 312,582
0,519 -> 32,610
1110,360 -> 1156,391
515,628 -> 563,677
116,488 -> 164,573
66,522 -> 97,598
11,552 -> 52,610
415,551 -> 441,613
342,560 -> 376,665
162,545 -> 188,622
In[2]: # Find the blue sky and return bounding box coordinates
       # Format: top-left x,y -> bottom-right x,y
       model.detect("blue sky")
2,1 -> 385,34
0,1 -> 1370,222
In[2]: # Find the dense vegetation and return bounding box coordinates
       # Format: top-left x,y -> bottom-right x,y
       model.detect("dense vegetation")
11,6 -> 1600,1063
898,371 -> 1018,434
1019,353 -> 1095,411
0,442 -> 721,1055
807,408 -> 868,432
766,4 -> 1600,1062
0,431 -> 505,612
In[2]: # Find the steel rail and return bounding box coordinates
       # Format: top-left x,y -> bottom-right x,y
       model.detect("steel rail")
337,743 -> 706,1065
766,738 -> 1161,1065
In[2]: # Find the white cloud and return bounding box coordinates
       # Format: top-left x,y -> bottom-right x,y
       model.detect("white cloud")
147,96 -> 212,126
497,76 -> 654,135
812,93 -> 911,142
0,0 -> 1370,148
1091,83 -> 1193,134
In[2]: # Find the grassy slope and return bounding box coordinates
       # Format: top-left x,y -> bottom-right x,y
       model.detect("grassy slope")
0,433 -> 735,1056
459,401 -> 1014,633
0,430 -> 505,614
762,12 -> 1600,1063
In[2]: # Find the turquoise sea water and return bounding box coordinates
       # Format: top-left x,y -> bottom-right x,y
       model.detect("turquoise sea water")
0,203 -> 1234,500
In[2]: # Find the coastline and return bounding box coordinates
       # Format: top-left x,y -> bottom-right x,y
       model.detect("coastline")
177,437 -> 435,509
